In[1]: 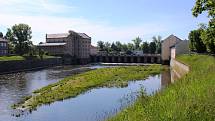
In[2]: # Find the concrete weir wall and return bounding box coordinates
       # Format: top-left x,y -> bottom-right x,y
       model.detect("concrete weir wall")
170,58 -> 190,79
0,58 -> 62,74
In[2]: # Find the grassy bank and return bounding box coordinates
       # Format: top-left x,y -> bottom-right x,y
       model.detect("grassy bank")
14,65 -> 161,109
0,55 -> 56,61
108,54 -> 215,121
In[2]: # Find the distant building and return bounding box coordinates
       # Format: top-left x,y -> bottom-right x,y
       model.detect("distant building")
38,30 -> 91,64
90,45 -> 99,55
161,35 -> 189,64
0,38 -> 8,56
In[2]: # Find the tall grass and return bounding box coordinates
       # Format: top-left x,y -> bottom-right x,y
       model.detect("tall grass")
14,65 -> 161,109
108,54 -> 215,121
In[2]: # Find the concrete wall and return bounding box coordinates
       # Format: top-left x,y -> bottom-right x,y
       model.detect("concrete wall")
0,58 -> 62,74
170,58 -> 189,81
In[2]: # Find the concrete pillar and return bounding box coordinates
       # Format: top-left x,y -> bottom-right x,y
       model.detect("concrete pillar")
157,57 -> 161,64
100,56 -> 103,62
144,57 -> 147,63
130,56 -> 134,63
106,56 -> 109,63
118,56 -> 121,63
112,56 -> 115,63
137,57 -> 141,63
124,56 -> 127,63
94,56 -> 97,63
151,57 -> 155,63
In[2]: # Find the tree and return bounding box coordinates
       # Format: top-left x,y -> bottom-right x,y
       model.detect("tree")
132,37 -> 142,50
104,42 -> 111,53
5,24 -> 32,55
201,27 -> 215,53
38,48 -> 45,60
0,32 -> 3,38
121,44 -> 128,52
149,42 -> 156,54
97,41 -> 104,51
189,29 -> 206,53
141,42 -> 149,54
127,43 -> 134,51
111,42 -> 117,52
192,0 -> 215,53
115,41 -> 122,52
192,0 -> 215,18
152,36 -> 162,54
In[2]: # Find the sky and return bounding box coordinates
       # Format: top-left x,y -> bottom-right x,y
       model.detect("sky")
0,0 -> 209,45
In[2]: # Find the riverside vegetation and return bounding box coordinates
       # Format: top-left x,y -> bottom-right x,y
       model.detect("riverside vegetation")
108,54 -> 215,121
13,65 -> 161,110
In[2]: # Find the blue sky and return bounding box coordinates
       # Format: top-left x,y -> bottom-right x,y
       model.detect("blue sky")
0,0 -> 209,45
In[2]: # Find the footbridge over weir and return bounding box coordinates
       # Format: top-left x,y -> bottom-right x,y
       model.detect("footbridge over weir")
90,54 -> 161,64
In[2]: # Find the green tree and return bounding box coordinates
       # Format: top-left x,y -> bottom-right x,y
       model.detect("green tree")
132,37 -> 142,50
97,41 -> 104,51
111,42 -> 117,52
5,24 -> 32,55
192,0 -> 215,18
189,29 -> 206,53
127,43 -> 134,51
121,44 -> 128,52
152,36 -> 162,54
115,41 -> 122,52
38,48 -> 45,60
201,27 -> 215,53
104,42 -> 111,53
141,42 -> 149,54
0,32 -> 3,38
192,0 -> 215,53
149,42 -> 156,54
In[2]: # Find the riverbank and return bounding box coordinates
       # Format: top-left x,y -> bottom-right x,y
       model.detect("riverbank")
108,54 -> 215,121
13,65 -> 161,110
0,57 -> 62,74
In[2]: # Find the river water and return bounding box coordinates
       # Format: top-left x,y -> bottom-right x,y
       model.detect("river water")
0,65 -> 171,121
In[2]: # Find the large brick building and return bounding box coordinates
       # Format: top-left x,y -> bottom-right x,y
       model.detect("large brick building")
0,38 -> 8,56
38,30 -> 91,64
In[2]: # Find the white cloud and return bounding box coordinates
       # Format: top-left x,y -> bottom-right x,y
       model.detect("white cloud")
0,0 -> 170,45
0,0 -> 77,15
0,13 -> 169,45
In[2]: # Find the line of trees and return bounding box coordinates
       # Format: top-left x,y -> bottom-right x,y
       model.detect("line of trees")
189,0 -> 215,54
97,36 -> 162,54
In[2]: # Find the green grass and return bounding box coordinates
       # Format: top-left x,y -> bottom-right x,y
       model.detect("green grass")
0,55 -> 57,61
14,65 -> 161,110
0,56 -> 25,61
108,54 -> 215,121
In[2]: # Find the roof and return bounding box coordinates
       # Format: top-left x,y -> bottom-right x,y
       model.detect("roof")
78,33 -> 91,39
162,34 -> 183,43
46,33 -> 69,39
0,38 -> 8,42
46,31 -> 91,39
37,43 -> 66,46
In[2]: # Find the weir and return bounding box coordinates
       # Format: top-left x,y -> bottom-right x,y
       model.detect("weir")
90,54 -> 161,64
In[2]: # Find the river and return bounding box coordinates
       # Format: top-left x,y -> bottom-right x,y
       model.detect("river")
0,65 -> 171,121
